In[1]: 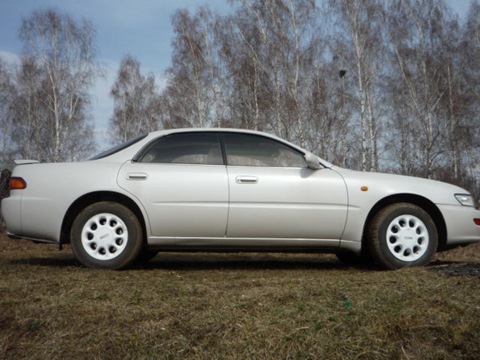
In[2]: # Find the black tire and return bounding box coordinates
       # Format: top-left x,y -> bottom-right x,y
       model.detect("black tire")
70,201 -> 143,270
367,203 -> 438,270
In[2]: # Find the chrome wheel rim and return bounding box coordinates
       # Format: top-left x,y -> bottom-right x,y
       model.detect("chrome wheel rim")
386,214 -> 429,262
81,213 -> 128,260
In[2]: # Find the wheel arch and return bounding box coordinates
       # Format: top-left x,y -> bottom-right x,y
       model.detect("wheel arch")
60,191 -> 147,245
362,194 -> 447,251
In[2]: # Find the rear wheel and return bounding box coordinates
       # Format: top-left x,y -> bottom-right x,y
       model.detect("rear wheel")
70,202 -> 143,269
367,203 -> 438,270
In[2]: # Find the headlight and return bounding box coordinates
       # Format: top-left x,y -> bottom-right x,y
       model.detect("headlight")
455,194 -> 475,207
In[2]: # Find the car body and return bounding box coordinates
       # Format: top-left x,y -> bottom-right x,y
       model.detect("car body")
2,128 -> 480,269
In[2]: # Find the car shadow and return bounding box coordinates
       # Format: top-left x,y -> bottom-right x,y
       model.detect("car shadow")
7,252 -> 351,271
138,253 -> 347,271
7,254 -> 81,268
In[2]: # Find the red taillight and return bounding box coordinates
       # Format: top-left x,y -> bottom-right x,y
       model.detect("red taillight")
9,177 -> 27,190
474,219 -> 480,226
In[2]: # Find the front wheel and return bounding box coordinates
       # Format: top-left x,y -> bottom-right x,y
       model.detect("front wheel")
367,203 -> 438,270
70,202 -> 143,270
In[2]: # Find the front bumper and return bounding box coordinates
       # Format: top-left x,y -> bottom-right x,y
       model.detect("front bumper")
438,204 -> 480,246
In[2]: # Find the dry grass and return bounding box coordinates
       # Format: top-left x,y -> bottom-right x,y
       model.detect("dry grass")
1,233 -> 480,359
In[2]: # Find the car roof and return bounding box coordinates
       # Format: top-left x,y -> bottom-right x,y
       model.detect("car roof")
148,127 -> 284,140
147,127 -> 309,152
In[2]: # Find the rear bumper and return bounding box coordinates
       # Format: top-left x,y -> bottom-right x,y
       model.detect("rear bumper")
1,195 -> 22,236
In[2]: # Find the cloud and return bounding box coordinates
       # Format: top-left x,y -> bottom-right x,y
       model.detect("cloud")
0,50 -> 20,67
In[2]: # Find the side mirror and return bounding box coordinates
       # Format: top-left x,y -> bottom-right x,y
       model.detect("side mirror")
304,153 -> 321,170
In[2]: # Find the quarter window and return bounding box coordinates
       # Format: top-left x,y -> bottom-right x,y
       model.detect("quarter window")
138,133 -> 223,165
223,133 -> 306,167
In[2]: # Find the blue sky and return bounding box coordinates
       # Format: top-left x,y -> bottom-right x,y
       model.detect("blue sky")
0,0 -> 471,149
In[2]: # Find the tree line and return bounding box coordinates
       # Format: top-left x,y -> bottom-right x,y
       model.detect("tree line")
0,0 -> 479,197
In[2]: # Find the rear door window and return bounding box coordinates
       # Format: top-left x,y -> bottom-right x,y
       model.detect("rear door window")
137,132 -> 224,165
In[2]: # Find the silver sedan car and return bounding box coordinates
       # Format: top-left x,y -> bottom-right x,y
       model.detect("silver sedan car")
2,128 -> 480,269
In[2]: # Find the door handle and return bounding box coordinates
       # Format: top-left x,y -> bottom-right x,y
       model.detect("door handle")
127,173 -> 148,180
235,176 -> 258,184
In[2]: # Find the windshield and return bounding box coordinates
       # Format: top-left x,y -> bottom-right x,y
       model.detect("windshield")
89,134 -> 148,160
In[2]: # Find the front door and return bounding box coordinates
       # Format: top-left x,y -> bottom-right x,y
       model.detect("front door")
223,132 -> 348,240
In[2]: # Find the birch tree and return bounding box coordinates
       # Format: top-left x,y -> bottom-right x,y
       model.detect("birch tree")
0,59 -> 16,160
198,0 -> 323,151
387,0 -> 458,178
457,0 -> 480,196
11,58 -> 46,160
15,9 -> 99,162
162,7 -> 223,128
109,55 -> 161,143
327,0 -> 387,171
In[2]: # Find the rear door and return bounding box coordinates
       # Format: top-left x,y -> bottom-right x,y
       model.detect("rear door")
118,132 -> 228,238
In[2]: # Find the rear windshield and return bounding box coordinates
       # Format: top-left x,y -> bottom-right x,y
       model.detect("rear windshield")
89,134 -> 148,160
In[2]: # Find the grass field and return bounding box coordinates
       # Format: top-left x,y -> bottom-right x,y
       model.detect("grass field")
1,233 -> 480,359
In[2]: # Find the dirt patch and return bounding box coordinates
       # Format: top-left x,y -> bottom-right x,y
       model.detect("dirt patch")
429,242 -> 480,278
431,262 -> 480,278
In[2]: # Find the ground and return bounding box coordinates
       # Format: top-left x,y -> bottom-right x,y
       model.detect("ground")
1,232 -> 480,359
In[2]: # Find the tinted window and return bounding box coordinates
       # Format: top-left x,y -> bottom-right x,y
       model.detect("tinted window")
90,134 -> 148,160
138,133 -> 223,165
223,133 -> 306,167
